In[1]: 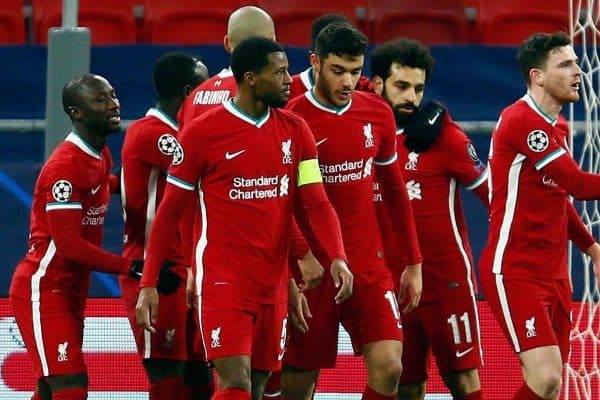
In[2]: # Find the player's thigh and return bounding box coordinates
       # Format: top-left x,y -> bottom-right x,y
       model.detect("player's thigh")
399,307 -> 430,385
198,297 -> 255,364
283,277 -> 340,370
341,279 -> 403,355
251,301 -> 287,372
550,279 -> 572,362
426,297 -> 482,375
481,273 -> 560,355
10,294 -> 86,378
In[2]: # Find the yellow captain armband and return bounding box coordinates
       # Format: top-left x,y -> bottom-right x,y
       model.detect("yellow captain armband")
297,158 -> 322,186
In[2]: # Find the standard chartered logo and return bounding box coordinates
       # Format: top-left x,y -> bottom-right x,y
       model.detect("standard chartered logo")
229,174 -> 290,200
279,174 -> 289,196
320,157 -> 372,184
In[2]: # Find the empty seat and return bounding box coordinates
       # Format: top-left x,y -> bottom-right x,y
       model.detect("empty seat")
260,0 -> 363,47
0,0 -> 25,44
144,0 -> 256,45
367,0 -> 469,45
477,0 -> 570,45
32,0 -> 136,45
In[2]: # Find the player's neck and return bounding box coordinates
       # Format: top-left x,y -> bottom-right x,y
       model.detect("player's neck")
73,127 -> 107,151
155,99 -> 181,122
232,95 -> 269,119
527,89 -> 562,120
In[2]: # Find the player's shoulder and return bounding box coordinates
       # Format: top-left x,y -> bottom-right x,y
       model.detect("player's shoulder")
184,104 -> 228,132
439,110 -> 469,142
286,92 -> 309,111
272,107 -> 311,131
499,96 -> 548,132
352,91 -> 393,116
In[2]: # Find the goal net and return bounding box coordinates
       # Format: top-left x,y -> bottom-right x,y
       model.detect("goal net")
567,1 -> 600,398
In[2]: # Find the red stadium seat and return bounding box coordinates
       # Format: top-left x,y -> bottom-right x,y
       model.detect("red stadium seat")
260,0 -> 364,47
32,0 -> 136,45
476,0 -> 570,45
144,0 -> 257,45
366,0 -> 469,45
0,0 -> 25,44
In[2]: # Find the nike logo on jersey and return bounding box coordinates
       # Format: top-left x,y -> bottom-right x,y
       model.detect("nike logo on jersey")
225,150 -> 246,160
91,185 -> 101,195
455,347 -> 474,358
316,138 -> 328,146
428,110 -> 442,125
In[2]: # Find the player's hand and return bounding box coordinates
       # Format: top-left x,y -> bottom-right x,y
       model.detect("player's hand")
135,287 -> 159,333
398,263 -> 422,313
288,279 -> 312,333
156,260 -> 182,295
296,250 -> 324,291
330,259 -> 353,304
404,101 -> 446,153
129,259 -> 144,280
586,242 -> 600,287
185,267 -> 197,309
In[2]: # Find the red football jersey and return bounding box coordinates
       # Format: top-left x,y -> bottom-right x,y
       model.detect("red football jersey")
10,132 -> 116,300
376,113 -> 488,303
287,90 -> 400,284
289,67 -> 314,100
161,100 -> 320,304
121,108 -> 185,276
480,94 -> 573,279
178,68 -> 236,128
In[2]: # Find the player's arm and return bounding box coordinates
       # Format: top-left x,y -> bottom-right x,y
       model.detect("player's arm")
46,206 -> 138,275
136,122 -> 202,332
376,108 -> 423,311
289,217 -> 323,291
568,202 -> 600,285
294,120 -> 353,303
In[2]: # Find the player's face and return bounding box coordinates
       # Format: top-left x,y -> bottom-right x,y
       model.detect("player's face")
382,63 -> 426,126
314,53 -> 364,107
254,51 -> 292,108
539,45 -> 582,104
75,76 -> 121,135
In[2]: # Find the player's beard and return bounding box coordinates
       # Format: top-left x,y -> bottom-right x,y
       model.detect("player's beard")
382,87 -> 418,127
260,92 -> 288,109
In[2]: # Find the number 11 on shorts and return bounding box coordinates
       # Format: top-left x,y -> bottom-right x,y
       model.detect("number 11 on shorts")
447,312 -> 472,345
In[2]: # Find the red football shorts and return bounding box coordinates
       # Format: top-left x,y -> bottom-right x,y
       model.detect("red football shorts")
10,292 -> 86,378
120,275 -> 188,360
284,275 -> 402,370
400,296 -> 483,384
198,295 -> 287,372
480,272 -> 571,362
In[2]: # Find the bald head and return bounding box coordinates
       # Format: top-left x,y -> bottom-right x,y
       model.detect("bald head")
225,6 -> 275,52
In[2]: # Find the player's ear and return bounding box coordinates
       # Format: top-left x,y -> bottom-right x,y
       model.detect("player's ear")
244,71 -> 256,87
68,106 -> 82,121
224,35 -> 233,53
309,53 -> 320,73
372,76 -> 384,96
183,84 -> 192,97
531,68 -> 544,87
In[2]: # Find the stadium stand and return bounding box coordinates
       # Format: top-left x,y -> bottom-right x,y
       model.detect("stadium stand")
32,0 -> 136,44
366,0 -> 469,45
0,0 -> 25,44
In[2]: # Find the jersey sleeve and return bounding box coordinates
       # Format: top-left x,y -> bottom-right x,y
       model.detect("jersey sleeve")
133,123 -> 179,172
295,118 -> 323,187
165,120 -> 206,191
504,114 -> 567,170
43,160 -> 130,274
443,124 -> 488,191
374,107 -> 398,166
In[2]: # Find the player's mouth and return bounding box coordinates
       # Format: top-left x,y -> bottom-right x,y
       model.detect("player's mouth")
107,114 -> 121,123
282,87 -> 291,96
338,89 -> 352,101
572,81 -> 580,91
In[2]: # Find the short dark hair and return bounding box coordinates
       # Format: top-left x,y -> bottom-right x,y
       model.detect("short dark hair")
314,22 -> 367,59
310,13 -> 352,51
231,36 -> 285,83
370,38 -> 435,81
62,73 -> 95,116
153,51 -> 201,99
517,31 -> 572,85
